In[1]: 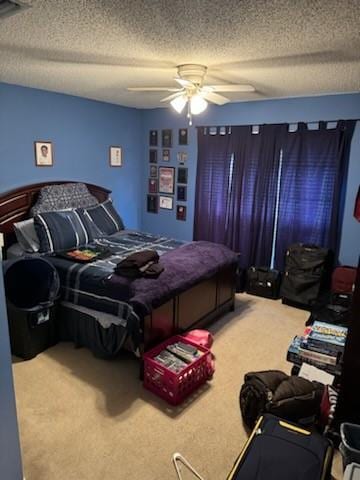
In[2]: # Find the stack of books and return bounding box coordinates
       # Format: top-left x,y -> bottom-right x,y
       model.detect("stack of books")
154,341 -> 202,373
287,321 -> 348,376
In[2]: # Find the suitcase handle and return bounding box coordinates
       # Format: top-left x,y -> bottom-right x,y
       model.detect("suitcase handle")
226,416 -> 264,479
279,420 -> 311,436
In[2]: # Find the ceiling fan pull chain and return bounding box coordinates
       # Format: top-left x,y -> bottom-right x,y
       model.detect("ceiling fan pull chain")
187,100 -> 192,126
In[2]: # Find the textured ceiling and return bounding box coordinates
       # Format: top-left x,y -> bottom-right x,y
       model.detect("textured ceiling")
0,0 -> 359,108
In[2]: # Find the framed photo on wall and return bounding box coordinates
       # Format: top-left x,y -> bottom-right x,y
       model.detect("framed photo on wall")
162,129 -> 172,148
179,128 -> 188,145
109,146 -> 122,167
34,141 -> 53,167
149,165 -> 157,178
176,205 -> 187,221
159,196 -> 173,210
162,149 -> 170,162
150,165 -> 158,178
149,130 -> 158,146
149,149 -> 158,163
177,185 -> 187,201
159,166 -> 175,194
147,195 -> 158,213
177,167 -> 188,184
177,151 -> 187,165
148,178 -> 158,193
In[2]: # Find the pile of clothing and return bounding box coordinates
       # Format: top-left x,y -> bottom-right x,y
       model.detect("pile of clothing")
115,249 -> 164,278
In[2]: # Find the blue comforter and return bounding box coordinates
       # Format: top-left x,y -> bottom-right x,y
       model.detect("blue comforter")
48,230 -> 237,317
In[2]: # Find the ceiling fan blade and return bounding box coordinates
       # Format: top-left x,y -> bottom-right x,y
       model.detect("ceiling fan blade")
205,84 -> 255,92
127,87 -> 180,92
174,77 -> 193,88
202,91 -> 230,106
160,91 -> 184,103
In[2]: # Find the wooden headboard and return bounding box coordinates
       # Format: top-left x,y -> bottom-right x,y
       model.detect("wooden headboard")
0,181 -> 111,249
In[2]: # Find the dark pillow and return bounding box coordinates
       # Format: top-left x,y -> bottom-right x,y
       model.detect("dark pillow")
31,183 -> 99,216
34,210 -> 91,253
82,199 -> 124,236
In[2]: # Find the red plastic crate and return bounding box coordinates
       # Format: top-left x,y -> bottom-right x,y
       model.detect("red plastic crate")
143,335 -> 214,405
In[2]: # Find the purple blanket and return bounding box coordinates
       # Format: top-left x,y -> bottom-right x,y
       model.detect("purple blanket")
106,241 -> 237,315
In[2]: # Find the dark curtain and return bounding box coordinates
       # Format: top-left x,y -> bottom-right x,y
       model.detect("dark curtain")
274,120 -> 356,270
194,127 -> 233,245
194,124 -> 286,268
226,124 -> 286,268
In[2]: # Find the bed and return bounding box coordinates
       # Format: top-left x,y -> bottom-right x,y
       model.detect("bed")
0,181 -> 236,359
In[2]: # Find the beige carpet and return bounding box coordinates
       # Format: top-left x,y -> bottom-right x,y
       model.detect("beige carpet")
12,294 -> 342,480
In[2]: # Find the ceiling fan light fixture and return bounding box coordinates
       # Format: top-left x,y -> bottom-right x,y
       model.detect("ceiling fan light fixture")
190,94 -> 208,115
170,94 -> 187,113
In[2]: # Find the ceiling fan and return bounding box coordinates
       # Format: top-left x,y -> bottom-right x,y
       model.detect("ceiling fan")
127,64 -> 255,125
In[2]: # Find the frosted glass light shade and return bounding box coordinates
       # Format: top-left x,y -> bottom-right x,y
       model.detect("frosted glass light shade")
190,94 -> 208,114
170,95 -> 187,113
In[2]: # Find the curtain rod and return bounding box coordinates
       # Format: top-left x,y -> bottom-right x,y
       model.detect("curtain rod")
197,119 -> 360,129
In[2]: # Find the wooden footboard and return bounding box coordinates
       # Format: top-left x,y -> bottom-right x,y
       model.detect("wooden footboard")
143,264 -> 236,350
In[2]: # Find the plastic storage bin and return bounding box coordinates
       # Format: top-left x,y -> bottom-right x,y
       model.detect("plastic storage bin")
344,463 -> 360,480
340,423 -> 360,469
4,257 -> 60,360
143,335 -> 214,405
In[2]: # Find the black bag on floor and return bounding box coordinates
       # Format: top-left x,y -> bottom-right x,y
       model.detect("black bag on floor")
306,303 -> 351,327
239,370 -> 324,429
246,267 -> 281,299
281,244 -> 332,308
227,414 -> 333,480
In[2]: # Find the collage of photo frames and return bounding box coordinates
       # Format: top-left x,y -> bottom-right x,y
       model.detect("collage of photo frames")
147,128 -> 188,221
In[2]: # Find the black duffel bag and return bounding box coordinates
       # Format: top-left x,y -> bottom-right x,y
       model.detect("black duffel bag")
239,370 -> 324,429
246,267 -> 281,299
306,303 -> 351,327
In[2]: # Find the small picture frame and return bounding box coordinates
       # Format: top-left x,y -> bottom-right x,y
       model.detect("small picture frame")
147,195 -> 158,213
159,196 -> 173,210
177,185 -> 187,202
34,141 -> 53,167
149,149 -> 157,163
177,151 -> 188,165
159,166 -> 175,194
176,205 -> 187,221
109,146 -> 122,167
149,130 -> 158,146
162,129 -> 172,148
148,178 -> 158,194
179,128 -> 188,145
162,149 -> 170,162
150,165 -> 158,178
177,167 -> 188,184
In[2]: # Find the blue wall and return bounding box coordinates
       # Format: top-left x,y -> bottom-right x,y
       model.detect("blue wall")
141,94 -> 360,266
0,265 -> 23,479
0,83 -> 358,264
0,83 -> 142,229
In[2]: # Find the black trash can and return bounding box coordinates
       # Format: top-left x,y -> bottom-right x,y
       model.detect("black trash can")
4,257 -> 60,360
340,423 -> 360,470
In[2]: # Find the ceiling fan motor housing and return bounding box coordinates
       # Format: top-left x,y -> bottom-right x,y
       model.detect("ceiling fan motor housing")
177,64 -> 207,86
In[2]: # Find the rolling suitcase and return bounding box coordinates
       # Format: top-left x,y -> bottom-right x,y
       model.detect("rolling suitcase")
173,414 -> 333,480
281,244 -> 332,309
227,414 -> 333,480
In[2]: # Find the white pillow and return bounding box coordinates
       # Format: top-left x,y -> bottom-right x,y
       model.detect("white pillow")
13,218 -> 40,252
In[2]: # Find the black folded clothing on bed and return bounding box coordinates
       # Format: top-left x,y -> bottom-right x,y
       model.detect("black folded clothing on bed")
114,249 -> 164,278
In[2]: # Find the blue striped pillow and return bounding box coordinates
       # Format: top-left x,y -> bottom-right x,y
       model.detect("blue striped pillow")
34,210 -> 90,253
81,199 -> 124,236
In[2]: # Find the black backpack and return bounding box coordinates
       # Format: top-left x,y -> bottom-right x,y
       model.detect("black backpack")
239,370 -> 324,429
